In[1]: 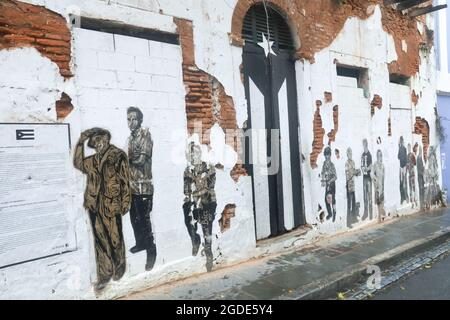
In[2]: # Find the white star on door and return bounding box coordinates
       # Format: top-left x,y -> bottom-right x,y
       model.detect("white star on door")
258,33 -> 276,57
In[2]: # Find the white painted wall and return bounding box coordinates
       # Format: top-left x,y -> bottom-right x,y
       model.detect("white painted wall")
0,0 -> 442,299
296,5 -> 441,235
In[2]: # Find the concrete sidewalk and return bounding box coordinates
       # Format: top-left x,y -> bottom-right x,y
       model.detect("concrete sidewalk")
121,208 -> 450,300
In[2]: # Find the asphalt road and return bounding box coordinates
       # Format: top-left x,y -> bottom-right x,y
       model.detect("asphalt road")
371,253 -> 450,300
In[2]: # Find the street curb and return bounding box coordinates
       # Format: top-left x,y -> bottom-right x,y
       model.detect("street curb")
277,227 -> 450,300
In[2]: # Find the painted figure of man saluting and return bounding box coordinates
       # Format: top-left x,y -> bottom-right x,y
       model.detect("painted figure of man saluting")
74,128 -> 131,292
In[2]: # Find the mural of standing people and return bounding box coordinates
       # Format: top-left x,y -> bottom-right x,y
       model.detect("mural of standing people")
73,128 -> 131,292
183,142 -> 217,272
398,136 -> 408,204
126,107 -> 157,271
417,145 -> 426,210
345,147 -> 361,228
372,149 -> 385,222
361,139 -> 373,220
428,146 -> 445,207
321,147 -> 337,222
408,143 -> 417,208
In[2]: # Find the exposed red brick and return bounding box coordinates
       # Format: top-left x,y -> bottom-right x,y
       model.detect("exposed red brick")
371,94 -> 383,116
327,105 -> 339,145
0,0 -> 72,78
230,0 -> 431,77
55,92 -> 74,120
219,204 -> 237,233
174,18 -> 247,181
310,101 -> 325,169
414,117 -> 430,162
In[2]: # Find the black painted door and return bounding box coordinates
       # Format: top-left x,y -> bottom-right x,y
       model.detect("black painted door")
243,42 -> 304,240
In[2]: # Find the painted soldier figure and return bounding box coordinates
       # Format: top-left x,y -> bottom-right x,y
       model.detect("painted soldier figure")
407,143 -> 417,208
398,136 -> 408,204
372,150 -> 385,222
428,146 -> 443,206
126,107 -> 157,271
417,145 -> 426,210
74,128 -> 131,292
361,139 -> 373,220
183,142 -> 217,272
345,147 -> 361,228
321,147 -> 337,222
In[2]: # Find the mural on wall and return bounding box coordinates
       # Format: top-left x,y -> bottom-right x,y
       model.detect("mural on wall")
372,149 -> 385,222
73,128 -> 131,292
408,143 -> 418,208
417,145 -> 426,210
345,147 -> 361,228
183,142 -> 217,272
398,136 -> 408,205
126,107 -> 157,271
361,139 -> 373,221
427,146 -> 445,208
320,147 -> 337,222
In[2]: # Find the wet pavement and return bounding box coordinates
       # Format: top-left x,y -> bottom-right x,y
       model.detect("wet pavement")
122,208 -> 450,300
371,251 -> 450,300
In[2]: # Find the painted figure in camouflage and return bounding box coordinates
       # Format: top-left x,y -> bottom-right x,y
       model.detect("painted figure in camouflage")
183,142 -> 217,272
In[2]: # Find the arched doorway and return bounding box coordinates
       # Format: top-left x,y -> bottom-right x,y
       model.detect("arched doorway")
242,3 -> 305,240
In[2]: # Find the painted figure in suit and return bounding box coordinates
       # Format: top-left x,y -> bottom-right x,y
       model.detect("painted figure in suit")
361,139 -> 373,220
74,128 -> 131,292
345,147 -> 361,227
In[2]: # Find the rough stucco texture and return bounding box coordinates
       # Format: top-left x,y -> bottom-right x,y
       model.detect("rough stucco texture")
0,0 -> 72,78
414,117 -> 430,162
231,0 -> 432,78
174,18 -> 247,181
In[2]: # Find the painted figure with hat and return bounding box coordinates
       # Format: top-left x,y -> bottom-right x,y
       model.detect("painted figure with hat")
74,127 -> 131,292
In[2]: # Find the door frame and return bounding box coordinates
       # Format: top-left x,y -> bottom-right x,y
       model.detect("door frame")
242,42 -> 306,240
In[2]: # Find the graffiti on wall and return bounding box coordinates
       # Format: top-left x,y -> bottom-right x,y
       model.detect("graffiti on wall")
320,147 -> 337,222
426,146 -> 445,208
345,147 -> 361,228
361,139 -> 373,221
73,128 -> 131,292
126,107 -> 157,271
372,149 -> 385,222
183,142 -> 217,272
317,130 -> 447,228
398,136 -> 408,205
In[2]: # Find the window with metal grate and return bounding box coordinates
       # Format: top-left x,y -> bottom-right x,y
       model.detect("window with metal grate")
242,4 -> 294,51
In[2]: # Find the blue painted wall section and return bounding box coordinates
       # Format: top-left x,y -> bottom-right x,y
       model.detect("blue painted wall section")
438,95 -> 450,202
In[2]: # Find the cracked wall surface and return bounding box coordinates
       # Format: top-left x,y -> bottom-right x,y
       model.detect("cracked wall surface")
0,0 -> 442,300
174,18 -> 247,181
0,0 -> 72,78
414,117 -> 430,162
231,0 -> 433,78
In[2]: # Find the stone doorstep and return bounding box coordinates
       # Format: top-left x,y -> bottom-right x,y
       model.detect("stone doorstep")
281,228 -> 450,300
